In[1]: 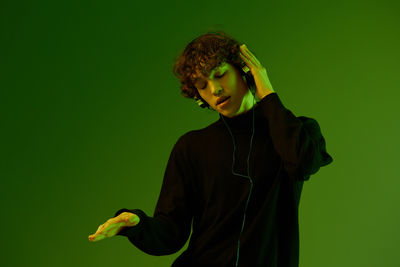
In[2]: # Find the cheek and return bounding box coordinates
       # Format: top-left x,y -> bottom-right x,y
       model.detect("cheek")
216,78 -> 232,95
228,77 -> 243,95
199,90 -> 207,100
237,76 -> 248,92
199,91 -> 212,105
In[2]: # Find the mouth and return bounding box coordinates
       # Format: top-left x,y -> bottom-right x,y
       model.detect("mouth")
217,96 -> 230,106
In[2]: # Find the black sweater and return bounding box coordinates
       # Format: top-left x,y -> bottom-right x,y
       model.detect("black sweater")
114,92 -> 333,267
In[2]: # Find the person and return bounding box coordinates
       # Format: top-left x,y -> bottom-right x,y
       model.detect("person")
88,31 -> 333,267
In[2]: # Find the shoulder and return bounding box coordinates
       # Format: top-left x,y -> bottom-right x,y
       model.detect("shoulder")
173,120 -> 221,150
180,120 -> 221,139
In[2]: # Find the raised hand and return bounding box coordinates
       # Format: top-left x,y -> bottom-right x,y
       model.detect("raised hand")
88,212 -> 140,242
239,44 -> 275,100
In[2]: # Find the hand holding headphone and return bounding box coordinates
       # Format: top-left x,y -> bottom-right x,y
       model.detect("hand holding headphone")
239,44 -> 275,100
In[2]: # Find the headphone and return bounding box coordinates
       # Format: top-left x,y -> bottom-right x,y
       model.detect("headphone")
195,62 -> 257,267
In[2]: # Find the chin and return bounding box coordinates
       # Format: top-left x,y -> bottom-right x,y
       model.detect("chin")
217,110 -> 228,117
222,111 -> 235,118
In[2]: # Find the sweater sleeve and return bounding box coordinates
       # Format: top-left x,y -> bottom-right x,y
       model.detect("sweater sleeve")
113,134 -> 195,255
258,92 -> 333,181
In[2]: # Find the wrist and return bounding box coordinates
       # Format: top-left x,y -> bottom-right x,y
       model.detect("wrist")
120,212 -> 140,226
257,89 -> 275,101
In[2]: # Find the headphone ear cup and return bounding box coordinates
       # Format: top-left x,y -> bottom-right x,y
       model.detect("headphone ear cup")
239,63 -> 256,95
194,95 -> 208,108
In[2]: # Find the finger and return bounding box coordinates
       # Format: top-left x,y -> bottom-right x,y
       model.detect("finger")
88,233 -> 98,241
89,225 -> 111,242
98,221 -> 126,238
89,232 -> 106,242
239,51 -> 254,70
88,234 -> 97,242
96,224 -> 104,232
239,45 -> 250,60
105,221 -> 126,234
240,45 -> 261,67
98,217 -> 117,232
244,48 -> 260,67
239,48 -> 256,69
91,221 -> 109,239
89,217 -> 128,242
89,228 -> 105,242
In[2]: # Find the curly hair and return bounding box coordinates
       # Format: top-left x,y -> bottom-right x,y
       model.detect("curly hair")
172,30 -> 245,109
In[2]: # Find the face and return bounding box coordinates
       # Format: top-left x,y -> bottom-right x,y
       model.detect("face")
193,62 -> 256,118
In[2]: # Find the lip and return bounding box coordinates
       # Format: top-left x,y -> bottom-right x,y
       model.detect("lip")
217,96 -> 230,107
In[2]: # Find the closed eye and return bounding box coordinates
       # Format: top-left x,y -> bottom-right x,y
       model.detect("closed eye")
198,83 -> 207,90
215,72 -> 225,78
197,72 -> 225,90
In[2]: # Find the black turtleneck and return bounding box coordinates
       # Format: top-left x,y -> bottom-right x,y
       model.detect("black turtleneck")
114,92 -> 333,267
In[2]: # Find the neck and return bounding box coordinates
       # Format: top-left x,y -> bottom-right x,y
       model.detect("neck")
234,90 -> 259,117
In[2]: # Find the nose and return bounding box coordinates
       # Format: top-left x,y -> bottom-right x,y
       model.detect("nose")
210,81 -> 223,96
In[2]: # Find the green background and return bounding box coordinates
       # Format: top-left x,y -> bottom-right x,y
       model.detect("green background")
2,0 -> 399,266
